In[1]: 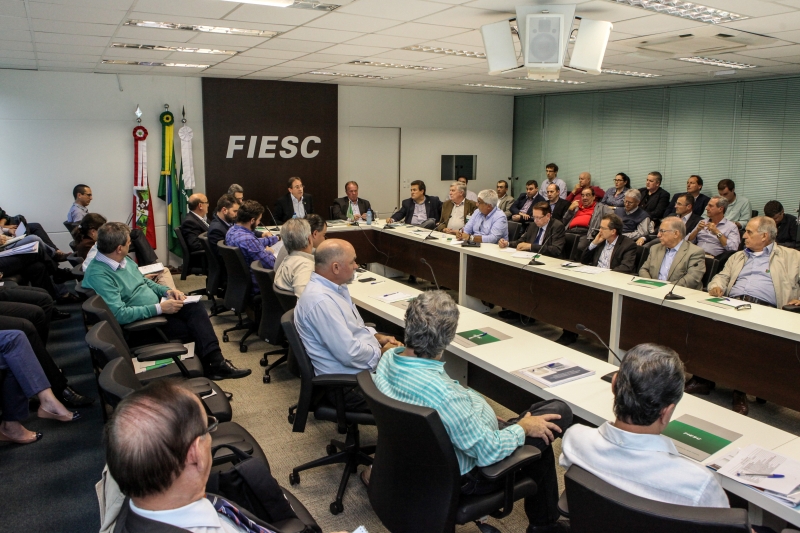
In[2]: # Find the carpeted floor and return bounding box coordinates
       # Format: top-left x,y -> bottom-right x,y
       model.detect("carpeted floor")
3,273 -> 799,533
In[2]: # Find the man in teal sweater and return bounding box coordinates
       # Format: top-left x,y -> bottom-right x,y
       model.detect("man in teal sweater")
83,222 -> 250,381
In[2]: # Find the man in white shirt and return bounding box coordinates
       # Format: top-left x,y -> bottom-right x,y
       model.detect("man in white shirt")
560,343 -> 730,508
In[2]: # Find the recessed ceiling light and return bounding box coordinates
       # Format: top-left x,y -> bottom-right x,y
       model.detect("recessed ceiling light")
309,71 -> 392,80
601,68 -> 661,78
607,0 -> 747,24
124,20 -> 279,38
676,56 -> 756,69
219,0 -> 340,10
349,60 -> 443,71
404,45 -> 486,59
221,0 -> 293,6
515,77 -> 586,85
101,60 -> 209,68
463,83 -> 523,90
110,43 -> 238,55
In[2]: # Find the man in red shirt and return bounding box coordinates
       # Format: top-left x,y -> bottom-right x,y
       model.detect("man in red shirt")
563,187 -> 610,256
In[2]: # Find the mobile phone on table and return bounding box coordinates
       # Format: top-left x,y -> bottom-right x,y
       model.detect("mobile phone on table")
358,277 -> 376,283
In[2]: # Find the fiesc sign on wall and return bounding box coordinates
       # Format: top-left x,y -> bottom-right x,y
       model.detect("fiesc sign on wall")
226,136 -> 321,159
202,78 -> 338,212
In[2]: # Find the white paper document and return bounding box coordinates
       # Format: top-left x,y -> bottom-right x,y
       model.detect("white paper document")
561,262 -> 606,274
717,444 -> 800,506
0,240 -> 38,258
160,295 -> 203,304
138,262 -> 164,276
511,251 -> 535,259
371,291 -> 414,304
499,247 -> 517,253
269,239 -> 284,257
449,239 -> 465,246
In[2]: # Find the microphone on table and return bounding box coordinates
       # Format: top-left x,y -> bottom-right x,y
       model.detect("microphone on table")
384,207 -> 399,229
264,206 -> 281,231
663,271 -> 687,300
528,228 -> 554,266
419,258 -> 440,291
422,224 -> 439,241
576,323 -> 622,383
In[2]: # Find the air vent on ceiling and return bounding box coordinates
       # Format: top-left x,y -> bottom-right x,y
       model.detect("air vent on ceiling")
627,27 -> 776,58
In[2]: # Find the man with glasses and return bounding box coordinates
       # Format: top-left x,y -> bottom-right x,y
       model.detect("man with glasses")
67,184 -> 92,223
764,200 -> 798,248
179,193 -> 210,253
499,202 -> 565,257
638,217 -> 705,290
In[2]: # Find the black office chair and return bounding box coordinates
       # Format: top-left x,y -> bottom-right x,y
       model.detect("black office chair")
751,210 -> 758,218
328,205 -> 335,220
66,253 -> 82,266
176,228 -> 206,280
562,233 -> 578,260
507,220 -> 522,243
199,233 -> 227,315
97,356 -> 263,467
561,465 -> 749,533
701,257 -> 719,291
271,280 -> 299,377
357,371 -> 540,533
63,221 -> 78,233
87,321 -> 232,423
217,243 -> 258,352
251,262 -> 289,384
636,244 -> 651,273
281,310 -> 375,515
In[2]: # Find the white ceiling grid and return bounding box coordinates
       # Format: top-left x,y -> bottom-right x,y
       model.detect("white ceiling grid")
1,0 -> 800,94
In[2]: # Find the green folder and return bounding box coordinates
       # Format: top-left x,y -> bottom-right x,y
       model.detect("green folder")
145,358 -> 175,371
632,279 -> 668,287
662,420 -> 733,456
456,329 -> 501,346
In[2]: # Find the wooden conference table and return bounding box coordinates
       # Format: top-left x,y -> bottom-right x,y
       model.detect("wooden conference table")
339,257 -> 800,527
326,221 -> 800,413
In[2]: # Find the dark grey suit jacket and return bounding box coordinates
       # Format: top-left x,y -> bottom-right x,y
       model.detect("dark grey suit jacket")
331,197 -> 372,220
510,219 -> 566,257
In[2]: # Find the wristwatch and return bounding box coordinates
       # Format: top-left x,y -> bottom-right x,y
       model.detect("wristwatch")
716,232 -> 723,239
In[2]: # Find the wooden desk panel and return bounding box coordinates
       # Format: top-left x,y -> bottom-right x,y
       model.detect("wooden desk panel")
620,297 -> 800,412
380,232 -> 461,290
328,227 -> 383,265
466,256 -> 613,344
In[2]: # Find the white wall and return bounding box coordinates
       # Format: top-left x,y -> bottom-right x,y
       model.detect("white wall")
0,70 -> 204,261
338,86 -> 514,208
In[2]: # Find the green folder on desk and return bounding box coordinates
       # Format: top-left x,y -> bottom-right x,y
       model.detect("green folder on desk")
454,327 -> 511,348
662,414 -> 742,461
630,279 -> 668,288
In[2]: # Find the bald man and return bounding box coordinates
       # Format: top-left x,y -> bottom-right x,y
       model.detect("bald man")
566,172 -> 605,203
294,239 -> 402,411
180,193 -> 210,253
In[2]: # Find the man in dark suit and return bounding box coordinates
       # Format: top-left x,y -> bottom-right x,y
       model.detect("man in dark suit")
207,194 -> 239,287
673,193 -> 702,235
387,180 -> 441,228
545,183 -> 570,222
765,200 -> 798,248
274,176 -> 314,224
499,202 -> 565,257
581,214 -> 637,273
638,171 -> 670,226
664,175 -> 710,218
509,180 -> 545,223
331,181 -> 372,221
179,193 -> 209,253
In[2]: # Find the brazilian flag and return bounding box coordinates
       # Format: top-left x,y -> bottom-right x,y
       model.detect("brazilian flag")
157,110 -> 182,258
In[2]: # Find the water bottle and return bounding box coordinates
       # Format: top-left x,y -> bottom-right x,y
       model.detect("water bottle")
366,209 -> 373,225
292,213 -> 298,219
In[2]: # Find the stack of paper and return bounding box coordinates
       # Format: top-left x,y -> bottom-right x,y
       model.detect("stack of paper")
716,444 -> 800,507
0,240 -> 38,258
561,263 -> 606,274
138,262 -> 164,275
371,291 -> 414,304
514,358 -> 595,387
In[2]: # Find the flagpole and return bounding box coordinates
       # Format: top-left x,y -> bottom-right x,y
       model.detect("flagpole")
163,103 -> 171,269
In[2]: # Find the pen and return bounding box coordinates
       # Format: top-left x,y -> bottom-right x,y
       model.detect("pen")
468,332 -> 488,340
736,473 -> 785,478
382,292 -> 399,298
371,281 -> 384,285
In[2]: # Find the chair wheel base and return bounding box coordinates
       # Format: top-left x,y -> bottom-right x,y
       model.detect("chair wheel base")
222,334 -> 229,342
263,375 -> 271,384
289,472 -> 300,485
288,413 -> 295,424
259,358 -> 267,367
239,344 -> 248,353
329,501 -> 343,515
326,444 -> 337,456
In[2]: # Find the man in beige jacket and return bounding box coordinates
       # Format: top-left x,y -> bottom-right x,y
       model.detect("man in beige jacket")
687,216 -> 800,415
638,217 -> 705,290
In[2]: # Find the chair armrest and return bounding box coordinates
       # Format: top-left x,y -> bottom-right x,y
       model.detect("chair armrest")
124,316 -> 169,332
312,374 -> 358,387
782,305 -> 800,313
135,344 -> 188,362
479,445 -> 541,480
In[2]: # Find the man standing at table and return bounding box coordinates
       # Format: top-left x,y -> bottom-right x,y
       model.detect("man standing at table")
332,181 -> 372,221
543,163 -> 567,200
274,177 -> 314,224
638,217 -> 705,290
499,202 -> 565,257
457,190 -> 508,244
387,180 -> 441,229
436,181 -> 477,234
692,216 -> 800,415
687,196 -> 740,258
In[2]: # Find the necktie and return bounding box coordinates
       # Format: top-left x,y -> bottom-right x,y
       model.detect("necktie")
535,227 -> 544,245
208,495 -> 276,533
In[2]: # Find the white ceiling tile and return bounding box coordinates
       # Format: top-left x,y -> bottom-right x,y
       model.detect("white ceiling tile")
112,36 -> 250,51
710,52 -> 786,66
31,19 -> 117,36
721,10 -> 800,34
465,0 -> 591,9
38,51 -> 100,62
370,49 -> 445,61
257,37 -> 331,52
326,61 -> 385,72
305,13 -> 401,33
769,54 -> 800,64
316,43 -> 390,56
280,27 -> 363,43
0,49 -> 35,59
39,66 -> 96,72
0,1 -> 26,18
224,4 -> 326,26
94,63 -> 154,72
240,72 -> 293,79
690,0 -> 795,17
216,55 -> 285,67
0,58 -> 36,67
737,44 -> 800,59
238,48 -> 307,60
1,28 -> 32,42
186,34 -> 268,47
199,71 -> 242,77
344,34 -> 422,48
299,52 -> 364,63
127,11 -> 294,34
419,39 -> 484,53
35,32 -> 110,46
0,15 -> 27,31
278,59 -> 338,69
337,0 -> 451,21
611,14 -> 708,35
27,2 -> 126,24
418,54 -> 485,65
132,0 -> 236,20
769,29 -> 800,44
32,0 -> 132,10
436,30 -> 485,47
415,6 -> 511,29
205,63 -> 259,71
163,51 -> 229,63
37,60 -> 96,67
0,39 -> 34,51
573,0 -> 653,23
377,22 -> 471,40
36,42 -> 103,55
254,65 -> 313,74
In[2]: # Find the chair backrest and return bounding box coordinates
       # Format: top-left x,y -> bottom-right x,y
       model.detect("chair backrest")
563,233 -> 578,260
251,261 -> 284,344
63,221 -> 78,233
271,272 -> 298,312
97,356 -> 142,409
199,233 -> 223,298
176,227 -> 191,259
82,295 -> 126,341
280,309 -> 320,433
507,220 -> 521,243
751,209 -> 758,218
564,465 -> 749,533
217,243 -> 253,313
85,320 -> 136,369
702,257 -> 719,291
328,205 -> 335,220
637,244 -> 651,273
357,371 -> 462,533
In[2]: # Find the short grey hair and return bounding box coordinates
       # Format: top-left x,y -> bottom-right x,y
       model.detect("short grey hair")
477,189 -> 498,207
451,181 -> 467,196
281,218 -> 311,253
614,343 -> 684,426
752,215 -> 778,242
661,216 -> 686,239
403,291 -> 460,359
624,189 -> 642,202
227,183 -> 243,195
712,195 -> 729,212
97,222 -> 130,254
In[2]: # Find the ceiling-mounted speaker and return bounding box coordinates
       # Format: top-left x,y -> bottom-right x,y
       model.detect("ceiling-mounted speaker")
570,19 -> 613,75
524,13 -> 567,78
480,19 -> 519,75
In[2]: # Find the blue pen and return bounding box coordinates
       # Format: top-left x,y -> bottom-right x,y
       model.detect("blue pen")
382,292 -> 399,298
468,332 -> 488,341
736,472 -> 785,478
371,281 -> 384,285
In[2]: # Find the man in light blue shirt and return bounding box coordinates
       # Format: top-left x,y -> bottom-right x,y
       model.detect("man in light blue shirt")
295,239 -> 402,411
67,184 -> 92,223
457,189 -> 508,244
687,196 -> 740,257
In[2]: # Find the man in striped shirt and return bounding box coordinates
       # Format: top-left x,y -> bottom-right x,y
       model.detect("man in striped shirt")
374,291 -> 573,533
